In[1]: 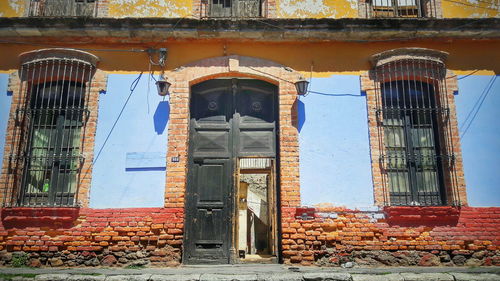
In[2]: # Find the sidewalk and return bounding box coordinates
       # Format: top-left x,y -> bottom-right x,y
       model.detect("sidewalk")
1,265 -> 499,281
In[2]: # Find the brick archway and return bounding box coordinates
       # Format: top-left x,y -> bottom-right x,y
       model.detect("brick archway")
163,55 -> 303,209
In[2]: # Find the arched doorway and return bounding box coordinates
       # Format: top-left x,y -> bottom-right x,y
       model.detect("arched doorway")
183,78 -> 279,264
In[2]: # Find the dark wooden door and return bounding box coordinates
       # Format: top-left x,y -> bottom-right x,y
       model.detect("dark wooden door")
183,79 -> 277,264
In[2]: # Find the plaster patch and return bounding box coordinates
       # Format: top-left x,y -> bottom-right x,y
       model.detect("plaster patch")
109,0 -> 191,18
8,0 -> 22,13
278,0 -> 334,18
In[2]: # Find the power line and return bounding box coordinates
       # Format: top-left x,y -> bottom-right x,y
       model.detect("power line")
460,75 -> 497,138
307,90 -> 364,97
457,70 -> 480,80
93,72 -> 144,164
459,75 -> 495,131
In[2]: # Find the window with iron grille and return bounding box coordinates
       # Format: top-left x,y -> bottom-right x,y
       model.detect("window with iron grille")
360,0 -> 440,18
199,0 -> 268,18
28,0 -> 98,17
363,48 -> 465,206
2,49 -> 99,207
19,81 -> 87,206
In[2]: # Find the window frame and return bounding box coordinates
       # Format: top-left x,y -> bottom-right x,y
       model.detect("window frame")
0,48 -> 100,208
361,48 -> 466,207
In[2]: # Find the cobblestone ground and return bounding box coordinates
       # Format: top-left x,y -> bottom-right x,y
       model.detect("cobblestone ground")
0,265 -> 499,281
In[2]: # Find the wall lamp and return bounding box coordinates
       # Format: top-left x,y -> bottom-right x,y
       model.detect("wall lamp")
295,79 -> 310,96
156,74 -> 171,97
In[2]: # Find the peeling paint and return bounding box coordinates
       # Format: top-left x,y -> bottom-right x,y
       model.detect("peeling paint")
0,0 -> 25,17
108,0 -> 191,18
443,0 -> 500,18
276,0 -> 358,18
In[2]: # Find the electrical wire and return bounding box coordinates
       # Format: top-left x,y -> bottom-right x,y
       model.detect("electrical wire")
459,75 -> 495,131
307,90 -> 364,97
457,70 -> 480,80
92,72 -> 143,165
460,75 -> 497,138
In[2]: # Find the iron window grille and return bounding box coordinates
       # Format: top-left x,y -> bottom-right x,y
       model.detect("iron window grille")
368,49 -> 461,206
28,0 -> 98,17
3,49 -> 98,207
362,0 -> 439,18
199,0 -> 268,18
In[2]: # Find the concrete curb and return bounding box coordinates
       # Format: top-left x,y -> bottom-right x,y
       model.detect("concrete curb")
1,272 -> 500,281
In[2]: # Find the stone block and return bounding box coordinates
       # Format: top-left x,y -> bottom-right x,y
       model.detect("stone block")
451,273 -> 500,281
150,274 -> 201,281
303,272 -> 352,280
35,274 -> 71,281
352,274 -> 403,281
400,273 -> 454,281
105,275 -> 152,281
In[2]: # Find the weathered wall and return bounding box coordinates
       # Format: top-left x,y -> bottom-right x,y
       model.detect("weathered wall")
1,41 -> 500,75
107,0 -> 191,18
442,0 -> 500,18
282,206 -> 500,266
0,0 -> 25,17
0,207 -> 183,267
0,0 -> 498,18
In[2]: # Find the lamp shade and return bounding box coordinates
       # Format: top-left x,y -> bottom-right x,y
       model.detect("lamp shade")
295,79 -> 309,96
156,77 -> 171,96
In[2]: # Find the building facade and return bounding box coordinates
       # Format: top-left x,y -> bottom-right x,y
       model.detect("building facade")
0,0 -> 499,267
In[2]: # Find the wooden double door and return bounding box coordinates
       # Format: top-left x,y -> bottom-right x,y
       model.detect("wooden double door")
183,79 -> 278,264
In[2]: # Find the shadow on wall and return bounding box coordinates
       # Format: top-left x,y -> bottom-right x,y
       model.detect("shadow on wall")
154,100 -> 170,135
298,99 -> 306,133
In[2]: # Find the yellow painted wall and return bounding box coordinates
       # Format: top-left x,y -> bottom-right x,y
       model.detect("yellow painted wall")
1,0 -> 498,18
0,40 -> 498,75
0,0 -> 25,17
108,0 -> 192,18
442,0 -> 500,18
275,0 -> 358,18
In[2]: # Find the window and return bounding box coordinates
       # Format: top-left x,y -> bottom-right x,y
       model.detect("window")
29,0 -> 98,17
2,49 -> 99,207
381,80 -> 445,205
200,0 -> 267,18
20,81 -> 86,206
362,48 -> 466,206
361,0 -> 440,18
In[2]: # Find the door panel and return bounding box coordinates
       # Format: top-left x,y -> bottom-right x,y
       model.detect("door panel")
184,159 -> 231,264
184,79 -> 277,264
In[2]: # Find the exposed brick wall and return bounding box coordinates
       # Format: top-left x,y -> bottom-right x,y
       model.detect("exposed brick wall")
0,207 -> 183,267
0,206 -> 498,267
282,206 -> 500,266
164,55 -> 303,208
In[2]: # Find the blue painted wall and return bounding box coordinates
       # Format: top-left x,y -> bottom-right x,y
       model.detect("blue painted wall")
1,73 -> 499,208
0,74 -> 12,173
455,75 -> 500,207
89,74 -> 168,208
298,74 -> 500,208
298,75 -> 374,208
